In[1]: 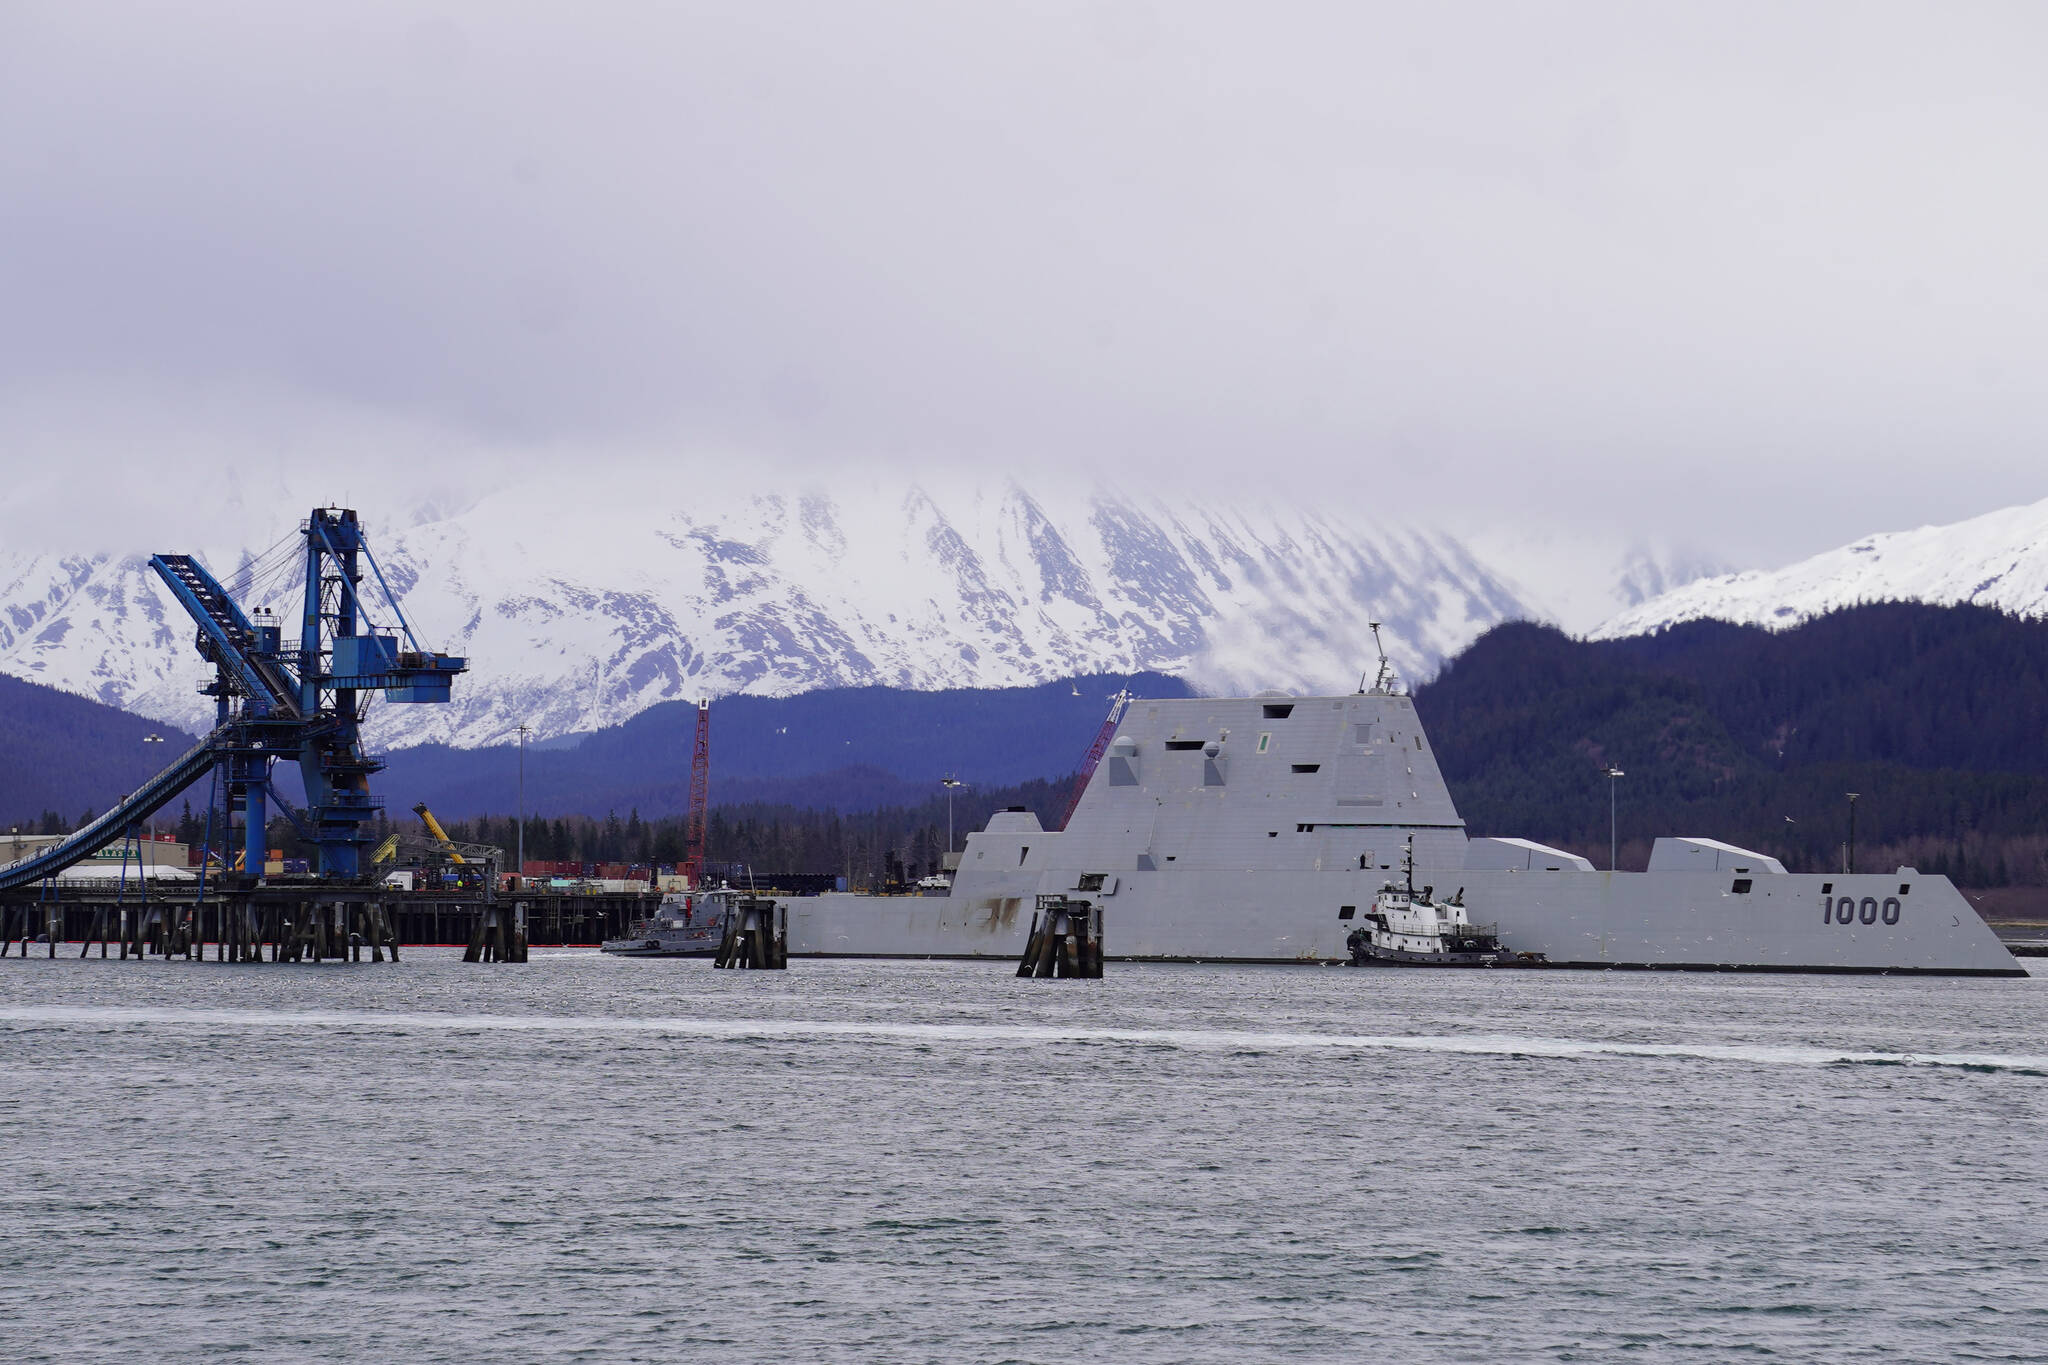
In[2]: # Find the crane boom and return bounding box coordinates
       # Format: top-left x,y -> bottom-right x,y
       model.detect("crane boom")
1059,689 -> 1134,831
412,802 -> 467,865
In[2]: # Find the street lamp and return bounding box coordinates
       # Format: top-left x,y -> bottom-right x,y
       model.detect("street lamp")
1603,766 -> 1625,872
940,776 -> 968,859
516,723 -> 531,883
1846,792 -> 1860,875
143,735 -> 164,880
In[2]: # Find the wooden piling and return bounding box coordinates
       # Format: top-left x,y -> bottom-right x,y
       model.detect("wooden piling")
713,897 -> 787,969
1017,896 -> 1104,979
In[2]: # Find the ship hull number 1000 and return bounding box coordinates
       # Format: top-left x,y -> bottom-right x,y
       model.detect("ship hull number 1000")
1825,896 -> 1901,926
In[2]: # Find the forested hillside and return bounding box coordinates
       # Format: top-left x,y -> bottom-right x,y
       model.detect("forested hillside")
0,674 -> 198,828
1414,603 -> 2048,886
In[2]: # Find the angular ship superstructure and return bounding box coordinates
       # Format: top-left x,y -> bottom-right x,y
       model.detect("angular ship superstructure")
788,683 -> 2023,976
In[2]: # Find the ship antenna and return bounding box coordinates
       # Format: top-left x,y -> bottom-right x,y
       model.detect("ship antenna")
1360,622 -> 1395,696
1402,833 -> 1415,896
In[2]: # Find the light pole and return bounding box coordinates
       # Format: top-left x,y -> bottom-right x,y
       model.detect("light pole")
516,723 -> 531,882
940,776 -> 967,855
1603,766 -> 1625,872
1846,792 -> 1859,875
142,734 -> 164,880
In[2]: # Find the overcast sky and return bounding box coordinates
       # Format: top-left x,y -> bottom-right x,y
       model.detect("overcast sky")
3,2 -> 2045,585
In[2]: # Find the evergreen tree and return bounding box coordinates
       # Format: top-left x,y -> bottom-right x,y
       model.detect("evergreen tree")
174,799 -> 201,848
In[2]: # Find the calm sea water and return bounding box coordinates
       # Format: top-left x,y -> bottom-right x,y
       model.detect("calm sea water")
2,951 -> 2043,1364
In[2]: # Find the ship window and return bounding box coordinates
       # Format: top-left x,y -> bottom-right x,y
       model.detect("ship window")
1338,905 -> 1356,920
1256,733 -> 1271,752
1898,883 -> 1911,895
1268,831 -> 1278,838
1731,878 -> 1752,894
1263,703 -> 1294,719
1018,846 -> 1030,866
1821,882 -> 1833,894
1296,823 -> 1313,832
1292,763 -> 1320,773
1164,740 -> 1205,751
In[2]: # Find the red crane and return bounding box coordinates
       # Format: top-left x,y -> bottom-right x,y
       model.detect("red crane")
683,698 -> 710,887
1059,689 -> 1134,831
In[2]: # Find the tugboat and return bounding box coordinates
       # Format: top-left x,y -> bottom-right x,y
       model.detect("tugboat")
1347,836 -> 1516,967
601,889 -> 731,958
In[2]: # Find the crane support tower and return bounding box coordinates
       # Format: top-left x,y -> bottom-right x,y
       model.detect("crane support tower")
0,508 -> 466,895
683,699 -> 710,887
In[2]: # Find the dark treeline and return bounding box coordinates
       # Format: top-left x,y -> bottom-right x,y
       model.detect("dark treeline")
433,777 -> 1072,885
1416,604 -> 2048,885
34,778 -> 1076,888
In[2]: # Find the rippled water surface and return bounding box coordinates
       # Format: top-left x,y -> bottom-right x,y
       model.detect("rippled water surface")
3,951 -> 2044,1363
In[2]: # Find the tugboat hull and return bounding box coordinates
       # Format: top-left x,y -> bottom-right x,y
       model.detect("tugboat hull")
1349,942 -> 1515,967
599,938 -> 717,958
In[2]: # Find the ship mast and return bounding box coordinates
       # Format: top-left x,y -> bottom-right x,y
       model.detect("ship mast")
1359,622 -> 1396,696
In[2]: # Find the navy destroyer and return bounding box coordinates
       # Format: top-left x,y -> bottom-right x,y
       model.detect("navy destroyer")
781,669 -> 2024,976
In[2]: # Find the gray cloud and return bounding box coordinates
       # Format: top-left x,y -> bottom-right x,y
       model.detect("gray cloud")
3,2 -> 2046,572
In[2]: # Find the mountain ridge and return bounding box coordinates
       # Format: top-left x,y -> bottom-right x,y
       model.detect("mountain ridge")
0,479 -> 1529,750
1594,494 -> 2048,638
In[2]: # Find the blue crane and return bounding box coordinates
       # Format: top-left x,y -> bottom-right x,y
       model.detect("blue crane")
0,508 -> 463,892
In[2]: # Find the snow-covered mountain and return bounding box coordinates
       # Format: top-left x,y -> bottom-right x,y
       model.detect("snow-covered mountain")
1592,495 -> 2048,639
1462,524 -> 1730,636
0,479 -> 1534,749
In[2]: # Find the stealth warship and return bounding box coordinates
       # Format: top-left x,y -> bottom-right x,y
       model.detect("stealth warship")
784,680 -> 2023,976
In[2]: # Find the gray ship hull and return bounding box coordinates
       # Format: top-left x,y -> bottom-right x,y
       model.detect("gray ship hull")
782,690 -> 2024,977
782,871 -> 2019,974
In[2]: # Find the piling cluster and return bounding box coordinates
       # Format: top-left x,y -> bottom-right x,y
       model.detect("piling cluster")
1017,895 -> 1104,978
713,896 -> 787,968
463,901 -> 529,962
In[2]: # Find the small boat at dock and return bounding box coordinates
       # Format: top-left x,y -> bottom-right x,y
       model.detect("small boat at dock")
601,890 -> 730,957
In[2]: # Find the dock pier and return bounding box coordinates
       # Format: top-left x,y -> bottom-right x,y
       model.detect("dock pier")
2,883 -> 658,960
